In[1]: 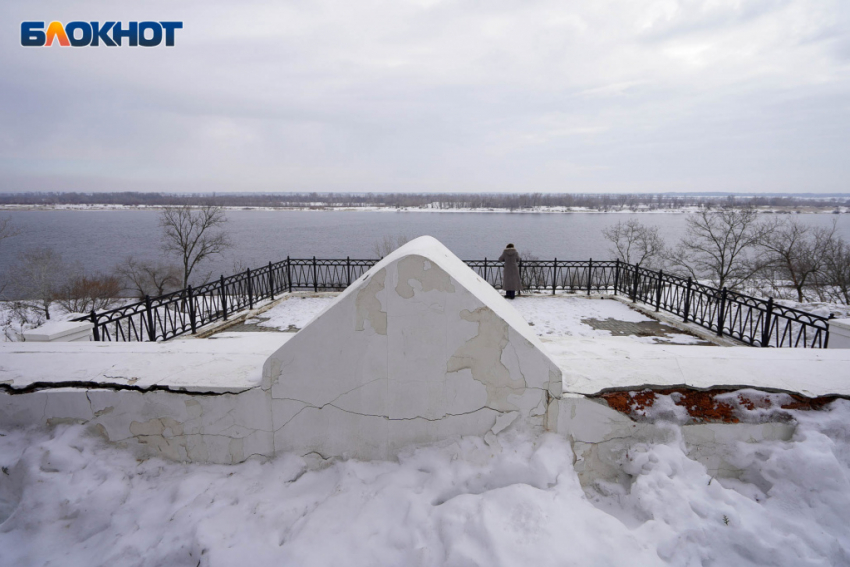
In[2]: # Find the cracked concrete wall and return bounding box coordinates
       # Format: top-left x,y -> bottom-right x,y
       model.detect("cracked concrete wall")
263,236 -> 563,461
0,387 -> 275,464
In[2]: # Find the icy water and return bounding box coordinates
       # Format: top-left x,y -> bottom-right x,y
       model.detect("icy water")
1,210 -> 848,289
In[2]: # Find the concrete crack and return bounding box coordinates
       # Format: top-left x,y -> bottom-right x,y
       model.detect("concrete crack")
0,380 -> 249,396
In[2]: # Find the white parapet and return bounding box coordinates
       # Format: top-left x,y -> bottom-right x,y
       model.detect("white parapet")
23,320 -> 93,342
263,235 -> 563,460
828,318 -> 850,349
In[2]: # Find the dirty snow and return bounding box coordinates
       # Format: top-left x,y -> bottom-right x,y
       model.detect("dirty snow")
2,401 -> 850,566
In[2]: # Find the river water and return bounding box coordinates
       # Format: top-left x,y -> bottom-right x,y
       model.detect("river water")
1,210 -> 848,292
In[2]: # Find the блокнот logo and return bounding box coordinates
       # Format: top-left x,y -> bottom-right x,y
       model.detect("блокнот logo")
21,21 -> 183,47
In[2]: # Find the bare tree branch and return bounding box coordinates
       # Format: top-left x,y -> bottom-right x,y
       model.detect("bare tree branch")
372,234 -> 411,258
756,218 -> 838,302
115,256 -> 182,299
819,235 -> 850,304
159,205 -> 232,288
602,219 -> 665,267
10,247 -> 65,320
666,208 -> 766,290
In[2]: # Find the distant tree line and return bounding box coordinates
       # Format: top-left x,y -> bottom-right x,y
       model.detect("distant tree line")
1,191 -> 848,211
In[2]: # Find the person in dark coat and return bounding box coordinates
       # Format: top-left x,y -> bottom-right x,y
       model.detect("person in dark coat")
499,244 -> 521,299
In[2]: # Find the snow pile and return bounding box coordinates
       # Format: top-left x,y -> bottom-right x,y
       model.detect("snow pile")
3,401 -> 850,566
631,392 -> 691,424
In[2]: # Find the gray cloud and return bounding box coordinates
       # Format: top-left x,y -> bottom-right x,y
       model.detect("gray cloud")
1,0 -> 848,194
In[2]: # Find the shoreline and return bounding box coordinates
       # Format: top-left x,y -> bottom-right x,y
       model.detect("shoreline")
1,204 -> 847,215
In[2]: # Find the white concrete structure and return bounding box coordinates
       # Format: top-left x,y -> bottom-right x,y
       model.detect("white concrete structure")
263,236 -> 562,460
828,318 -> 850,349
541,336 -> 850,397
0,237 -> 561,463
1,237 -> 849,482
22,320 -> 93,342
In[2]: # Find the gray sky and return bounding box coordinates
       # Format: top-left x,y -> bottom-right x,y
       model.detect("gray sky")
2,0 -> 849,194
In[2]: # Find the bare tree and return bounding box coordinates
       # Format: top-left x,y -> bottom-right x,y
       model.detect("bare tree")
115,256 -> 181,299
602,219 -> 665,267
756,218 -> 837,302
373,234 -> 412,258
518,249 -> 547,290
666,209 -> 766,290
2,301 -> 45,341
0,216 -> 18,244
56,272 -> 122,313
819,236 -> 850,304
11,247 -> 65,320
159,205 -> 231,288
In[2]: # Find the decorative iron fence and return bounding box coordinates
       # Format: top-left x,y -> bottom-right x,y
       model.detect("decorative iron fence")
75,257 -> 832,348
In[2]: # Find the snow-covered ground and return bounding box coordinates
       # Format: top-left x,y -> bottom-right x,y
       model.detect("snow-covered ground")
2,401 -> 850,566
247,296 -> 338,332
0,303 -> 79,342
250,294 -> 705,344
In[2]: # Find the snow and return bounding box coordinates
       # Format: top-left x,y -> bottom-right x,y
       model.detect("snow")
254,293 -> 703,344
514,295 -> 649,336
0,303 -> 80,342
247,295 -> 337,331
3,401 -> 850,566
544,336 -> 850,397
0,332 -> 289,392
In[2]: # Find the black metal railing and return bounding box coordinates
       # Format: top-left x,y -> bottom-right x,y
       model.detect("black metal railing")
75,257 -> 832,348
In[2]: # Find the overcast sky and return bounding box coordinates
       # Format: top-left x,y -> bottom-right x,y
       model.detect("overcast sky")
2,0 -> 849,194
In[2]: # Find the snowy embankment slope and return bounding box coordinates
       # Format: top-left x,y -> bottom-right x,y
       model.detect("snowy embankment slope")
2,405 -> 850,566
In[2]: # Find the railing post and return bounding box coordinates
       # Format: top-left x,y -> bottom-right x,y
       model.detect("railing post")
313,256 -> 318,292
655,270 -> 663,312
347,256 -> 351,287
716,287 -> 727,337
683,277 -> 692,322
761,297 -> 774,347
89,309 -> 100,342
613,259 -> 620,294
631,264 -> 640,302
825,314 -> 833,349
188,285 -> 197,334
484,258 -> 488,285
247,268 -> 254,310
502,258 -> 522,288
145,295 -> 156,341
552,258 -> 558,295
587,258 -> 593,295
287,256 -> 292,293
220,275 -> 228,320
268,262 -> 275,301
